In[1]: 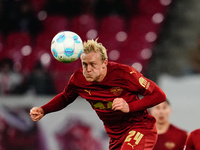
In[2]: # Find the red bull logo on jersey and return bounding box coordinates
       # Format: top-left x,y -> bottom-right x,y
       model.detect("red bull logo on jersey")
91,101 -> 113,110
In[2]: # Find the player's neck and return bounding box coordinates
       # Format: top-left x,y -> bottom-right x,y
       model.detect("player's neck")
156,121 -> 170,134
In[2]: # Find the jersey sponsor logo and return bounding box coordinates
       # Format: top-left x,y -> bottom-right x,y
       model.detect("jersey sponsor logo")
91,101 -> 113,110
165,142 -> 175,149
139,77 -> 150,90
84,89 -> 91,95
110,87 -> 123,96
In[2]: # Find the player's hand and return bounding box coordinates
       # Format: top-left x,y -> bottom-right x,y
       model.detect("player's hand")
30,107 -> 44,122
112,98 -> 130,113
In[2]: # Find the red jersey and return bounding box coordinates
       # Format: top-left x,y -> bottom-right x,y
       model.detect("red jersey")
41,62 -> 166,149
185,128 -> 200,150
153,124 -> 187,150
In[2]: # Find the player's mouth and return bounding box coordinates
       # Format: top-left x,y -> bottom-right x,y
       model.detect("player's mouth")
86,76 -> 92,79
86,73 -> 92,77
158,116 -> 164,121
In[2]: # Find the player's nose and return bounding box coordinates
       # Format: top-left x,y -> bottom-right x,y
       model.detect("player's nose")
86,65 -> 92,71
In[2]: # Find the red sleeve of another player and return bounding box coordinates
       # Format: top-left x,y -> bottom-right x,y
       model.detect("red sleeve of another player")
124,68 -> 166,112
41,74 -> 79,115
185,133 -> 195,150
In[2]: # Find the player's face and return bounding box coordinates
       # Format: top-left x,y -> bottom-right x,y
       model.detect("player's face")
150,101 -> 171,125
81,52 -> 107,82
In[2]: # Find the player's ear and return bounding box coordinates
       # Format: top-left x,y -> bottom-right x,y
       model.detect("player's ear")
102,59 -> 108,68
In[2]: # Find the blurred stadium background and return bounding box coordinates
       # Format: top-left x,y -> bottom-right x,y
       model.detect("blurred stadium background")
1,0 -> 200,149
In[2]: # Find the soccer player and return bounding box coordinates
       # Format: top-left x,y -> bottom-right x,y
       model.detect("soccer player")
185,128 -> 200,150
150,100 -> 187,150
30,39 -> 166,150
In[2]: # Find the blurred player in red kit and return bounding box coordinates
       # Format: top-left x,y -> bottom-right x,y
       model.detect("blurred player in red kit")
185,128 -> 200,150
30,39 -> 166,150
150,100 -> 187,150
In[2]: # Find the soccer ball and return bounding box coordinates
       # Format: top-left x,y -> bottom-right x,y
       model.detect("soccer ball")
51,31 -> 83,63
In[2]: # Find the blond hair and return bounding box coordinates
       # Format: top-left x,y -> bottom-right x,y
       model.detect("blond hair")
83,39 -> 108,62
